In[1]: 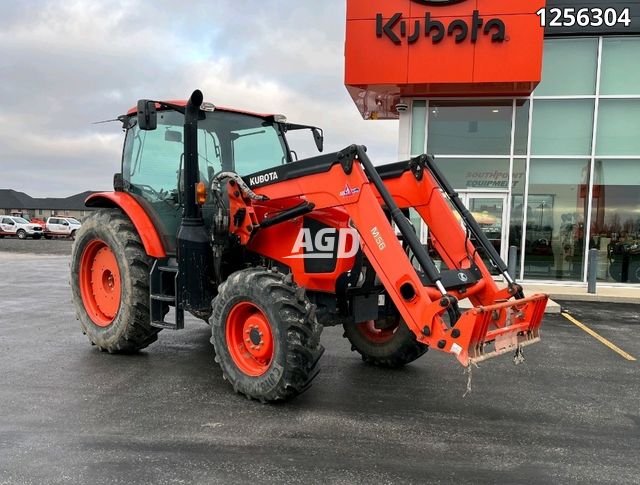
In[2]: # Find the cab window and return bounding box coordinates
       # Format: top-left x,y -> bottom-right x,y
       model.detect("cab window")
124,110 -> 185,201
232,125 -> 288,175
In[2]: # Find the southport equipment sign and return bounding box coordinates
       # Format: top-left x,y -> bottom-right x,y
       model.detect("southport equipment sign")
376,0 -> 506,45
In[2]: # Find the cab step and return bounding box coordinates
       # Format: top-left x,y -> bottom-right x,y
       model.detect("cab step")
149,258 -> 184,330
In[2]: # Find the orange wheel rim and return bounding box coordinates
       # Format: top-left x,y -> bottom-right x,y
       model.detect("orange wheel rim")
79,240 -> 121,327
226,302 -> 274,377
357,319 -> 399,344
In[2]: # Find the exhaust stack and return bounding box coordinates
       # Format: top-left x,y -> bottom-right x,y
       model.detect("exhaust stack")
177,89 -> 212,313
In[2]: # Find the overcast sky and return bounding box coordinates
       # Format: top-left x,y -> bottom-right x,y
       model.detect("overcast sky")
0,0 -> 398,197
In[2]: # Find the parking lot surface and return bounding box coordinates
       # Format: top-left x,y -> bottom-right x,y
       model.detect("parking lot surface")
0,253 -> 638,484
0,238 -> 72,256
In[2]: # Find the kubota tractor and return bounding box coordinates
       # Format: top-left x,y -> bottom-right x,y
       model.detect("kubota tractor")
71,90 -> 548,402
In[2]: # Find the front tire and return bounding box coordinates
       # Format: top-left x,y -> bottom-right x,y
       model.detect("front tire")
343,315 -> 428,368
210,268 -> 324,402
17,229 -> 27,239
70,209 -> 161,352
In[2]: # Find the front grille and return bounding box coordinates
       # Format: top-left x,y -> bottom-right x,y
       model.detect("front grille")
32,227 -> 43,231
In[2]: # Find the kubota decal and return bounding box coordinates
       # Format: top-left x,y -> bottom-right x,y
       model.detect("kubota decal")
376,10 -> 506,45
249,171 -> 279,186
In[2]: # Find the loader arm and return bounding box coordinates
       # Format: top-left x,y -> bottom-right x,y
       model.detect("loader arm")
240,145 -> 547,366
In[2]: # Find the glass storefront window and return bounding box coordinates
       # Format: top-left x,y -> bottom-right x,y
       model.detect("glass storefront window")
596,99 -> 640,156
409,35 -> 640,285
590,160 -> 640,283
600,38 -> 640,95
531,100 -> 594,156
535,38 -> 598,96
433,158 -> 511,190
411,101 -> 427,156
524,159 -> 591,281
514,100 -> 530,156
509,159 -> 527,276
427,100 -> 513,155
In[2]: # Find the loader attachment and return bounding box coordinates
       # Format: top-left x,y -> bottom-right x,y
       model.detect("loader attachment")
243,144 -> 548,369
443,294 -> 547,366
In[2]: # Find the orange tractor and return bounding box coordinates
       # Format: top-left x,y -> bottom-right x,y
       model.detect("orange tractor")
71,90 -> 547,402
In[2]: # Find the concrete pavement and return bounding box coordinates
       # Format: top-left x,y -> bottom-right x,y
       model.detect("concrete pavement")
0,254 -> 638,484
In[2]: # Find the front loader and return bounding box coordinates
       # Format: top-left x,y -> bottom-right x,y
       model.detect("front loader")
71,90 -> 547,402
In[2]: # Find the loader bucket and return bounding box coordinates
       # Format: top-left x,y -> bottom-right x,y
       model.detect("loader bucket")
449,294 -> 548,366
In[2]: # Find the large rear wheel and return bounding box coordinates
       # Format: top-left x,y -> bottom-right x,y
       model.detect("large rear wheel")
210,268 -> 324,402
70,209 -> 161,352
343,315 -> 428,368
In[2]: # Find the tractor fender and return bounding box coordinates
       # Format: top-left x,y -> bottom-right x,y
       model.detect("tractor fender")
85,192 -> 167,258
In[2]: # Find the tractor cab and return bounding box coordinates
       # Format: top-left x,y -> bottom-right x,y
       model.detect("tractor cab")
120,101 -> 323,253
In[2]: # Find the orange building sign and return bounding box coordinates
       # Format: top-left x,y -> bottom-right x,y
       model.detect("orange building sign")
345,0 -> 546,118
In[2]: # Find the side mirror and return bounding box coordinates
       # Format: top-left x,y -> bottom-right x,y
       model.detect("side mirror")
137,99 -> 157,131
312,127 -> 324,152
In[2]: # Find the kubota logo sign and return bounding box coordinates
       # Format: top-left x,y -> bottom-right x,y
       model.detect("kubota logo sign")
376,3 -> 506,45
285,228 -> 360,260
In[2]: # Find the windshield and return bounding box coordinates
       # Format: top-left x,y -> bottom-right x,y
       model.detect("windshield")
67,218 -> 80,224
12,217 -> 29,224
122,110 -> 289,197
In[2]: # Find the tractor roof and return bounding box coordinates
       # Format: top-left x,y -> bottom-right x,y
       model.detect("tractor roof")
125,100 -> 273,119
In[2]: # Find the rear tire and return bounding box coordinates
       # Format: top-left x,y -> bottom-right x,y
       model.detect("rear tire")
70,208 -> 161,353
210,268 -> 324,402
343,316 -> 428,368
17,229 -> 27,239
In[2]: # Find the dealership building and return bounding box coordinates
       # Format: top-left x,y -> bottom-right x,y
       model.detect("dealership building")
345,0 -> 640,286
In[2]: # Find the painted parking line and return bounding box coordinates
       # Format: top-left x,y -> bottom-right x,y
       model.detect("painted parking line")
561,312 -> 636,362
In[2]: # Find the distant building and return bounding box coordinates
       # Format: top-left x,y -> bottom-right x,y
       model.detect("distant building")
0,190 -> 98,220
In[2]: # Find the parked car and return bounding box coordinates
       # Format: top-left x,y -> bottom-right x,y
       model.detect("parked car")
0,216 -> 44,239
44,216 -> 82,239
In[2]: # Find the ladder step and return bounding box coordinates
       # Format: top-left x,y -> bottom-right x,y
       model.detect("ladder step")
151,320 -> 180,330
157,265 -> 179,273
149,258 -> 183,331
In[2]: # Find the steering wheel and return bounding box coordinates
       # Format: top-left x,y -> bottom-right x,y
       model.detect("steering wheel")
136,184 -> 166,201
